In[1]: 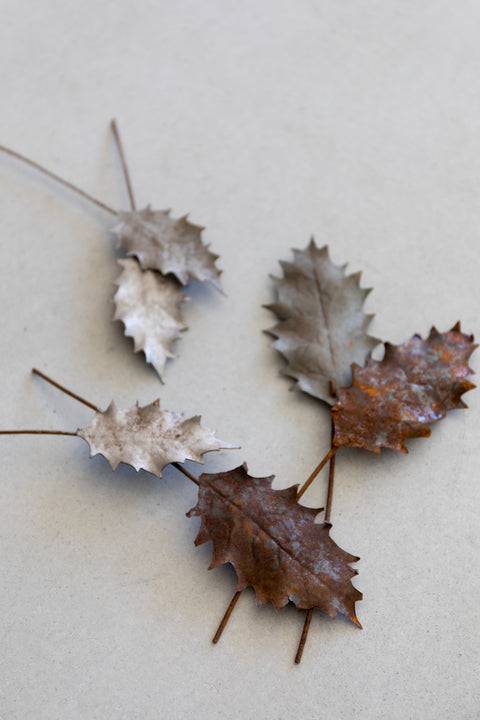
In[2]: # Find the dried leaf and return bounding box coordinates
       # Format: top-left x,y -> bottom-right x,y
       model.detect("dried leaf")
266,239 -> 380,404
77,400 -> 232,477
332,358 -> 445,453
332,325 -> 476,454
188,464 -> 361,622
113,259 -> 187,380
113,206 -> 222,290
383,323 -> 477,410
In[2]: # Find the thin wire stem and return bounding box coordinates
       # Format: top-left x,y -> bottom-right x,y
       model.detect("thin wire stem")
325,378 -> 337,523
172,462 -> 199,486
110,119 -> 136,211
212,590 -> 242,644
297,446 -> 338,500
295,381 -> 338,662
32,368 -> 100,412
295,609 -> 313,664
324,421 -> 336,524
0,430 -> 76,436
0,144 -> 117,216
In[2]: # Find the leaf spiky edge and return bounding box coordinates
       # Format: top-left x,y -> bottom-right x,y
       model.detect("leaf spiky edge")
112,206 -> 223,290
113,258 -> 188,380
332,324 -> 477,454
383,322 -> 477,410
332,359 -> 446,454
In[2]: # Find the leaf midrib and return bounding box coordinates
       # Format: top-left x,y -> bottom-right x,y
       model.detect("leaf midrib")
200,477 -> 346,603
309,256 -> 337,379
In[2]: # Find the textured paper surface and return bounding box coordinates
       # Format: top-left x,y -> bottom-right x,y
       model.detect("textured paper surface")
0,2 -> 479,718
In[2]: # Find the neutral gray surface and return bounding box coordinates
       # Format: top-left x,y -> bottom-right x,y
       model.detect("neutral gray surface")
0,2 -> 479,718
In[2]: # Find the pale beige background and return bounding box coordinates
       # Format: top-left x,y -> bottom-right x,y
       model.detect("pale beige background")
0,1 -> 479,718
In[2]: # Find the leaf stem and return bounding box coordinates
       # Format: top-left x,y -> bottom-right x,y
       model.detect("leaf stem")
110,119 -> 136,211
0,144 -> 117,216
324,453 -> 336,522
0,430 -> 77,436
297,446 -> 338,500
324,421 -> 336,524
295,609 -> 313,664
325,378 -> 337,523
212,590 -> 242,644
0,370 -> 97,439
32,368 -> 100,412
172,462 -> 199,486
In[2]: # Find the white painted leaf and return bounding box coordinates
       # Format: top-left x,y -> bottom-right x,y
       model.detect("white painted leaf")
113,259 -> 187,380
112,206 -> 222,290
77,400 -> 233,477
266,240 -> 380,405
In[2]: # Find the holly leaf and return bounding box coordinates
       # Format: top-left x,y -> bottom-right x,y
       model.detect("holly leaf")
266,240 -> 380,405
332,358 -> 446,453
112,206 -> 222,290
332,325 -> 476,453
113,258 -> 187,380
77,400 -> 233,477
383,323 -> 477,410
188,464 -> 361,622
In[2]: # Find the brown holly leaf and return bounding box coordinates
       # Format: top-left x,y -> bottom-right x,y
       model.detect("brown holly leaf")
332,323 -> 477,453
77,400 -> 233,477
112,206 -> 222,290
188,464 -> 361,622
266,240 -> 380,405
113,259 -> 187,380
383,323 -> 477,410
332,358 -> 446,453
331,325 -> 476,454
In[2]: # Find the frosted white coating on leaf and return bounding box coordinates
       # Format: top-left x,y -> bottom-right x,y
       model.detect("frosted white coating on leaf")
266,240 -> 381,405
112,206 -> 222,289
113,259 -> 187,380
77,400 -> 233,477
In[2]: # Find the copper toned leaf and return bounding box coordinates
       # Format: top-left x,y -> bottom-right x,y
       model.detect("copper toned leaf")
332,325 -> 476,454
266,240 -> 380,405
113,259 -> 187,380
188,464 -> 361,622
112,206 -> 222,290
332,358 -> 446,453
383,322 -> 477,410
77,400 -> 233,477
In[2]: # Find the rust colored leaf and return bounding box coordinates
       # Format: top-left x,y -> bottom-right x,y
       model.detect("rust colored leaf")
332,358 -> 445,453
113,258 -> 187,380
383,323 -> 477,410
113,206 -> 222,290
77,400 -> 232,477
332,325 -> 476,454
266,240 -> 380,405
188,464 -> 361,622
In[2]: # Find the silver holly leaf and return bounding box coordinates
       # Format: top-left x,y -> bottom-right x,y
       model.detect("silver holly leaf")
112,206 -> 222,290
77,399 -> 233,477
265,240 -> 381,405
113,259 -> 187,380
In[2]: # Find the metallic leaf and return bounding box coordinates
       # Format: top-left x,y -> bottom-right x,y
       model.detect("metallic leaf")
112,206 -> 222,290
77,400 -> 232,477
266,240 -> 380,405
113,258 -> 187,380
383,322 -> 477,410
332,358 -> 445,453
332,325 -> 476,454
188,464 -> 361,622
